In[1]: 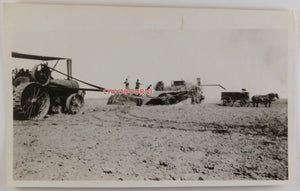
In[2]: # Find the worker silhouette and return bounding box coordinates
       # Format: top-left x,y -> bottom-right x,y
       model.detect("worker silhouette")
123,78 -> 129,89
135,79 -> 142,90
146,84 -> 152,90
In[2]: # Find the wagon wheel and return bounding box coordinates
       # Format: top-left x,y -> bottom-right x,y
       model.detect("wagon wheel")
31,64 -> 51,86
223,96 -> 233,106
239,99 -> 247,107
14,82 -> 50,120
66,93 -> 84,114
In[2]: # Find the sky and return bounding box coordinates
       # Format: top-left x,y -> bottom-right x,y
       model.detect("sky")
4,4 -> 288,98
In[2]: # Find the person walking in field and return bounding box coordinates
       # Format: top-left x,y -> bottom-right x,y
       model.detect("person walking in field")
123,78 -> 130,89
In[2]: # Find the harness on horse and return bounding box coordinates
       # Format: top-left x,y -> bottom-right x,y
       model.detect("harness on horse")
251,93 -> 279,107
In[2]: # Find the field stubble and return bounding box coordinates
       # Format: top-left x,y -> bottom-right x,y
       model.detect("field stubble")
13,98 -> 288,181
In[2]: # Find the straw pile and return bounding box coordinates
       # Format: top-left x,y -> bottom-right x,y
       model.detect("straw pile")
107,94 -> 143,106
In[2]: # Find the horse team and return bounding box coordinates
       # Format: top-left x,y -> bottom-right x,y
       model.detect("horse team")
251,93 -> 279,108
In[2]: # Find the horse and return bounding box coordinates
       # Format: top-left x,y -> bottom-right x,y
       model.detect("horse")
251,93 -> 279,107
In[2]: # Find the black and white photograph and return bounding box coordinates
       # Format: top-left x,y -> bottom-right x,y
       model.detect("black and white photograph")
2,3 -> 297,187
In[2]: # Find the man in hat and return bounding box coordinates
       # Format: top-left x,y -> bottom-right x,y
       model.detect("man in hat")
123,78 -> 129,89
135,79 -> 143,90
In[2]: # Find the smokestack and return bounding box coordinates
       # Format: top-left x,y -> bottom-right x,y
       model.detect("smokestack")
67,59 -> 72,79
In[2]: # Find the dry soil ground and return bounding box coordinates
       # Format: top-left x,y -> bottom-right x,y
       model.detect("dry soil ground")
13,98 -> 288,181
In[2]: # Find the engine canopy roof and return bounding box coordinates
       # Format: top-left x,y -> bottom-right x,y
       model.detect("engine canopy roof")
12,52 -> 70,61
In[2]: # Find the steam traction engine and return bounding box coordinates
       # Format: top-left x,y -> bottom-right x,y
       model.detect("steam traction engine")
12,52 -> 85,120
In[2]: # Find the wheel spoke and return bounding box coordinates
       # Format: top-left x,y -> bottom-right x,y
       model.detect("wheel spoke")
36,90 -> 44,101
34,103 -> 39,117
37,96 -> 46,109
30,104 -> 36,118
34,87 -> 41,98
33,86 -> 36,98
25,104 -> 32,114
24,88 -> 31,100
32,104 -> 38,118
28,104 -> 34,118
29,85 -> 34,96
37,92 -> 46,100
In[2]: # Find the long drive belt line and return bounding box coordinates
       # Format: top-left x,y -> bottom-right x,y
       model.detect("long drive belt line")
47,66 -> 105,92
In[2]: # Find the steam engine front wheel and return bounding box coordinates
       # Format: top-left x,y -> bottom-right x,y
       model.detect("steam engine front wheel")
66,93 -> 84,114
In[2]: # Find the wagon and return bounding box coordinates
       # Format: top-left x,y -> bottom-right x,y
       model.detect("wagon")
221,91 -> 250,106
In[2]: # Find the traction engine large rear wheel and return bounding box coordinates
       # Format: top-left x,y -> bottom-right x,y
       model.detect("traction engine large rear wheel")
14,82 -> 50,120
66,93 -> 84,114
